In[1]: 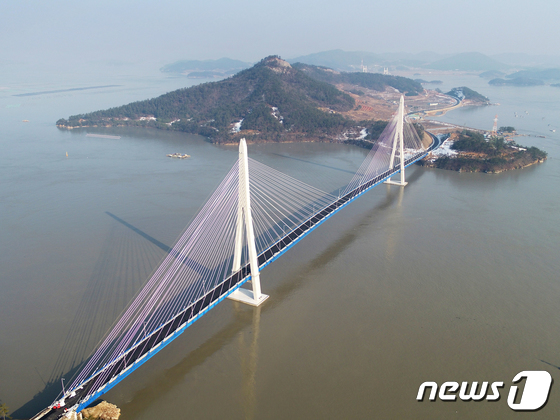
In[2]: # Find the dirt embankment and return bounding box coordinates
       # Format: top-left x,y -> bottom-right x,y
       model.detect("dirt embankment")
336,84 -> 458,122
80,401 -> 120,420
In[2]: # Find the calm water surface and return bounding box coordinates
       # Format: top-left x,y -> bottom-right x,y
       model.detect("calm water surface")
1,66 -> 559,419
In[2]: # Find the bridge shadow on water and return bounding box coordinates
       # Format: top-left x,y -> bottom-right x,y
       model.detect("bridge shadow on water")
115,183 -> 419,418
105,212 -> 171,254
12,214 -> 170,419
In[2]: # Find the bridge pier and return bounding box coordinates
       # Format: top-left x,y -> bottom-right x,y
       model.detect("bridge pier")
228,139 -> 269,307
385,95 -> 408,187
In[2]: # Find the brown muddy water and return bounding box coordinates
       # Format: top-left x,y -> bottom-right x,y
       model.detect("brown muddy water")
1,70 -> 559,419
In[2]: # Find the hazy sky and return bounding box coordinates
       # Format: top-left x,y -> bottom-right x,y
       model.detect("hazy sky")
2,0 -> 559,66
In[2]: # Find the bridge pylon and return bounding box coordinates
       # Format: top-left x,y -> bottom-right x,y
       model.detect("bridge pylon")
384,95 -> 408,187
228,138 -> 269,306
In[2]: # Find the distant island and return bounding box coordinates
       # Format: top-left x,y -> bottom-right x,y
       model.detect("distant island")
420,130 -> 547,173
288,50 -> 511,72
160,58 -> 252,79
57,56 -> 425,144
487,68 -> 560,87
414,79 -> 443,85
505,68 -> 560,81
489,77 -> 545,86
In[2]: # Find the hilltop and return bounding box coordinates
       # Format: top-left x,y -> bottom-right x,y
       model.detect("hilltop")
57,56 -> 426,143
58,56 -> 360,143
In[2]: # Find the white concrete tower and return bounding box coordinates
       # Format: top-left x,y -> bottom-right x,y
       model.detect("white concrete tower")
385,95 -> 408,187
228,138 -> 269,306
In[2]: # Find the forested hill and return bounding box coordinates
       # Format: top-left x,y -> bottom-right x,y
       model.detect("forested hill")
57,56 -> 361,143
446,87 -> 488,103
292,63 -> 423,96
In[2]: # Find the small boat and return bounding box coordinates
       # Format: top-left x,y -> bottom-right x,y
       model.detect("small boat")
166,153 -> 190,159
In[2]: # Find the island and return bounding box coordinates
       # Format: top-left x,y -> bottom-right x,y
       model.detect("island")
56,56 -> 425,144
160,58 -> 252,79
420,130 -> 547,173
446,87 -> 488,103
499,126 -> 516,134
505,68 -> 560,82
414,79 -> 443,85
489,77 -> 544,86
487,68 -> 560,87
56,55 -> 546,174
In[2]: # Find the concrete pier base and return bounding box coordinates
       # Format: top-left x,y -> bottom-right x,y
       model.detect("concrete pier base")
228,288 -> 269,306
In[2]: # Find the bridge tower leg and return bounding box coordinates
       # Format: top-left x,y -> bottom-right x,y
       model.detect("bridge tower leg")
385,95 -> 408,187
228,138 -> 269,306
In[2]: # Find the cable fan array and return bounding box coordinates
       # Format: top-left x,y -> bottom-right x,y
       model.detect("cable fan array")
342,112 -> 425,195
55,98 -> 431,412
68,158 -> 337,397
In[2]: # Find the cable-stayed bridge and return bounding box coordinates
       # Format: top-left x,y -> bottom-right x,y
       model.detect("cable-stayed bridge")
33,97 -> 439,420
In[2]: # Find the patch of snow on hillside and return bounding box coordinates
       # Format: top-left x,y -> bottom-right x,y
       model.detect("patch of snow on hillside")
271,107 -> 284,123
431,139 -> 457,158
231,119 -> 244,133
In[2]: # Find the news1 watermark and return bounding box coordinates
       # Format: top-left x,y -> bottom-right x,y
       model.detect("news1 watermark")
417,371 -> 552,411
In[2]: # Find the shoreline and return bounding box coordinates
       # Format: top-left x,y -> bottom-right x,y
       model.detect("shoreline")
420,155 -> 546,174
56,90 -> 547,176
